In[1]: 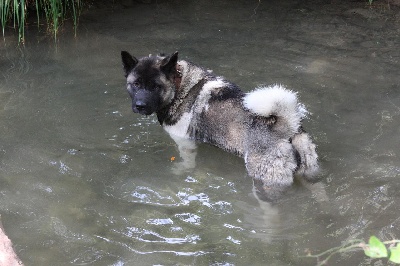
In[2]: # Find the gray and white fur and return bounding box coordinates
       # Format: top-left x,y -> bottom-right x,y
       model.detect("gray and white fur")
121,51 -> 319,201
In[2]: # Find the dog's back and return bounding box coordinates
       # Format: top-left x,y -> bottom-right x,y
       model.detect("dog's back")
182,74 -> 319,198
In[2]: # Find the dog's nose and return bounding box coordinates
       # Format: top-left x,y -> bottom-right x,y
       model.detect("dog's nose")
135,101 -> 147,111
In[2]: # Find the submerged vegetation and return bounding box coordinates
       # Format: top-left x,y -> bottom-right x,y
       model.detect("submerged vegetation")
305,236 -> 400,265
0,0 -> 81,43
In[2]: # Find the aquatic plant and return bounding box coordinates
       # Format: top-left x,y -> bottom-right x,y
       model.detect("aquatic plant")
0,0 -> 81,43
304,236 -> 400,265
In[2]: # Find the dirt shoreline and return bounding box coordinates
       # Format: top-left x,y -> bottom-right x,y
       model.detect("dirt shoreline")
0,216 -> 24,266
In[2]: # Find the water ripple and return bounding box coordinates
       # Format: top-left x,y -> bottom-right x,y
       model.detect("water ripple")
146,218 -> 174,225
110,227 -> 201,245
130,186 -> 175,205
175,213 -> 201,225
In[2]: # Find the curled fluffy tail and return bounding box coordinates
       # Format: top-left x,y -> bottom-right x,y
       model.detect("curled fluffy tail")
243,85 -> 307,137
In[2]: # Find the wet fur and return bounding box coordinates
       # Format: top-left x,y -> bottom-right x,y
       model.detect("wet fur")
121,51 -> 319,201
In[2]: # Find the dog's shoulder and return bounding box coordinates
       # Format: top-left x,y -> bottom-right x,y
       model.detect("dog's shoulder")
180,60 -> 245,102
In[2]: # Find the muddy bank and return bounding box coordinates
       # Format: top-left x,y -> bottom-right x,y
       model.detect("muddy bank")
0,216 -> 23,266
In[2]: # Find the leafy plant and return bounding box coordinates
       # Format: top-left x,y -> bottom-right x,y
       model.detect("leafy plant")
304,236 -> 400,265
0,0 -> 81,43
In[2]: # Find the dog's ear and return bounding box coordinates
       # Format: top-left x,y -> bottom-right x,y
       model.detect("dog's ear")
160,51 -> 178,78
121,51 -> 138,77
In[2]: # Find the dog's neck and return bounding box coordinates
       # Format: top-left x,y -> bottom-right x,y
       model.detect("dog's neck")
157,61 -> 212,126
172,60 -> 206,93
174,64 -> 183,90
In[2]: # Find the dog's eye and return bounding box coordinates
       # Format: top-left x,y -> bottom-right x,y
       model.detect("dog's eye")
133,81 -> 140,87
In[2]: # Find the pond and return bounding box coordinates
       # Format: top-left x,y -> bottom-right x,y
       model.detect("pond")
1,0 -> 400,265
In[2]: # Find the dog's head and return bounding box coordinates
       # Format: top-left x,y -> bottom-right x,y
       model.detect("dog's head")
121,51 -> 179,115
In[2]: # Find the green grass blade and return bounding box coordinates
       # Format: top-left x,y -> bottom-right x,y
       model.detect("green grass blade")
1,0 -> 83,43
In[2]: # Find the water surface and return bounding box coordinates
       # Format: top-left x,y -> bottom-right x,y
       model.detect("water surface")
1,0 -> 400,265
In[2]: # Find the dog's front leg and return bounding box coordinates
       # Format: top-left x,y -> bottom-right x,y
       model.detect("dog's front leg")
168,134 -> 197,175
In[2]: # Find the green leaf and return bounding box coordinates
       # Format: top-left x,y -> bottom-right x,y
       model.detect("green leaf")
389,244 -> 400,264
364,236 -> 388,258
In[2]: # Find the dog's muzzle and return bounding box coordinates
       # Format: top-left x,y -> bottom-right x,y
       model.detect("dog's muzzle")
134,100 -> 147,112
131,90 -> 156,115
132,100 -> 154,115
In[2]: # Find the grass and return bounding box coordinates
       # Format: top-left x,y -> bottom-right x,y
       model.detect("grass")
0,0 -> 81,43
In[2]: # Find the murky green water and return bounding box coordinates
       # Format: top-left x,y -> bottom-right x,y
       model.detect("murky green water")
1,0 -> 400,265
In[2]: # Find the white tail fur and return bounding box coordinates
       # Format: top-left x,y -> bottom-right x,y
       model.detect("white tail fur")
243,85 -> 307,136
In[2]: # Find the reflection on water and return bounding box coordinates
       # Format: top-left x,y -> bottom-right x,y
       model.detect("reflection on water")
1,0 -> 400,265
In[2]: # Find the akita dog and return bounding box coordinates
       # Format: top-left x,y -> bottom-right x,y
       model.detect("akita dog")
121,51 -> 319,201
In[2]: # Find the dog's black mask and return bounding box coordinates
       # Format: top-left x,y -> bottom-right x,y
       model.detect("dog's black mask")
121,51 -> 178,116
129,88 -> 158,115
